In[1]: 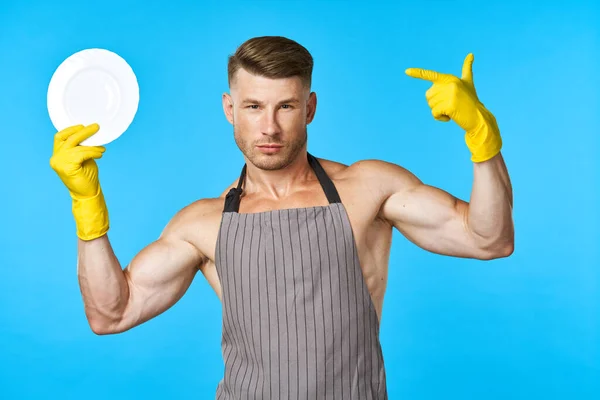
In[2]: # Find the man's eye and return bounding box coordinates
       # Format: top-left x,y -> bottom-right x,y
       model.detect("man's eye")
245,104 -> 292,109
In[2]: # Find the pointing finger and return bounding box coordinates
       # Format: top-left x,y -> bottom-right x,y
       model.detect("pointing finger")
405,68 -> 452,83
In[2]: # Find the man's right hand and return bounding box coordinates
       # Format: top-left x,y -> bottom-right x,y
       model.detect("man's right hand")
50,123 -> 110,240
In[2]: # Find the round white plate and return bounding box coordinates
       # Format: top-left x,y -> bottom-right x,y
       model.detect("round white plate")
47,48 -> 139,146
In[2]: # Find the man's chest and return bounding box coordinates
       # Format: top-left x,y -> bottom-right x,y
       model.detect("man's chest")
193,184 -> 391,308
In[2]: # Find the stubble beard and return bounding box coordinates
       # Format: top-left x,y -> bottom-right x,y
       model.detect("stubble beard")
234,125 -> 308,171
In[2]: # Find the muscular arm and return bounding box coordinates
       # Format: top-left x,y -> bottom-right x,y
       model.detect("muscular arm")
78,204 -> 207,334
359,155 -> 514,260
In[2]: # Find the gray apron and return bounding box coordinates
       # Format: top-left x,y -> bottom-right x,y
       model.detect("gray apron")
215,153 -> 387,399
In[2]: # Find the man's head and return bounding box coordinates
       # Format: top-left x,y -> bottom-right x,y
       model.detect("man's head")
223,36 -> 317,171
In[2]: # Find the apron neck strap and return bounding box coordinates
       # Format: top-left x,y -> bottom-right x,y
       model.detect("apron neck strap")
223,152 -> 341,213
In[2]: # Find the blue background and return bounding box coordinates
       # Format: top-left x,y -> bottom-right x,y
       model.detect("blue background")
0,0 -> 598,398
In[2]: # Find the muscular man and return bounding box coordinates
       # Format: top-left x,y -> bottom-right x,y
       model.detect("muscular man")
50,36 -> 514,399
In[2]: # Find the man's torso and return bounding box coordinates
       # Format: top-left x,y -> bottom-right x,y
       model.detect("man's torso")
180,157 -> 393,322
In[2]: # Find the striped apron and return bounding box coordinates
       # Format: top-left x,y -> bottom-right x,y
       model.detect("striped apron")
214,152 -> 387,399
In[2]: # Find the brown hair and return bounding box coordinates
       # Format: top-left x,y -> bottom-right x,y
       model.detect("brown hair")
227,36 -> 313,89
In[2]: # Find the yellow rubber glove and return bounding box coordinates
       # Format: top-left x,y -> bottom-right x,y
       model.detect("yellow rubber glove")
405,53 -> 502,162
49,124 -> 109,240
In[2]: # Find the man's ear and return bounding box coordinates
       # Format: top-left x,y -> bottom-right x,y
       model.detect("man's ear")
306,91 -> 317,125
222,93 -> 234,124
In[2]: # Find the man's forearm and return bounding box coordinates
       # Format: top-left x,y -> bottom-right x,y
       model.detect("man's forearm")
467,151 -> 514,254
77,235 -> 130,333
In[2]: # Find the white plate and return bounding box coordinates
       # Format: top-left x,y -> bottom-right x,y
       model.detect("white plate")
47,48 -> 139,146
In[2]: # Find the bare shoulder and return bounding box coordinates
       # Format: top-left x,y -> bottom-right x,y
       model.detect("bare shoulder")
163,198 -> 223,235
160,196 -> 225,266
331,158 -> 421,197
304,156 -> 418,225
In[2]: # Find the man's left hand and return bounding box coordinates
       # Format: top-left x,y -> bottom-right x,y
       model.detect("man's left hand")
405,54 -> 503,163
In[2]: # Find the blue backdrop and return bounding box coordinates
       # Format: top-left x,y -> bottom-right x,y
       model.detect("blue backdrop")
0,0 -> 598,399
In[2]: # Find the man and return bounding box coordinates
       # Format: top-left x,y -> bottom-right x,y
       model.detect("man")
50,36 -> 514,399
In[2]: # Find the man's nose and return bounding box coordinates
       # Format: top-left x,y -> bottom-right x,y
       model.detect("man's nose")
260,110 -> 281,136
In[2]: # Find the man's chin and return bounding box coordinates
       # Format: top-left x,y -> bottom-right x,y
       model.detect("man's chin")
250,151 -> 290,171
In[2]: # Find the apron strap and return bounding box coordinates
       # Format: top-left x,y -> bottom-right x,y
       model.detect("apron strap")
307,153 -> 341,204
223,152 -> 341,213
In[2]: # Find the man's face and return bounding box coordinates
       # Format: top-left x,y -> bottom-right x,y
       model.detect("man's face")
223,68 -> 316,171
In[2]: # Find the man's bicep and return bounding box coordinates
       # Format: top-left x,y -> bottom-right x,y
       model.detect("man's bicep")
376,165 -> 493,259
117,212 -> 206,331
126,236 -> 202,292
381,184 -> 472,255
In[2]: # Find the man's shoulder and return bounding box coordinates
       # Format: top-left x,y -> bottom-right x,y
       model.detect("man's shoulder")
314,156 -> 394,179
165,197 -> 223,233
176,197 -> 224,219
327,157 -> 421,200
328,157 -> 413,182
314,156 -> 350,178
159,197 -> 224,256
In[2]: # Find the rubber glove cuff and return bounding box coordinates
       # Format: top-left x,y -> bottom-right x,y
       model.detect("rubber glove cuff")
465,107 -> 503,163
71,187 -> 109,240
